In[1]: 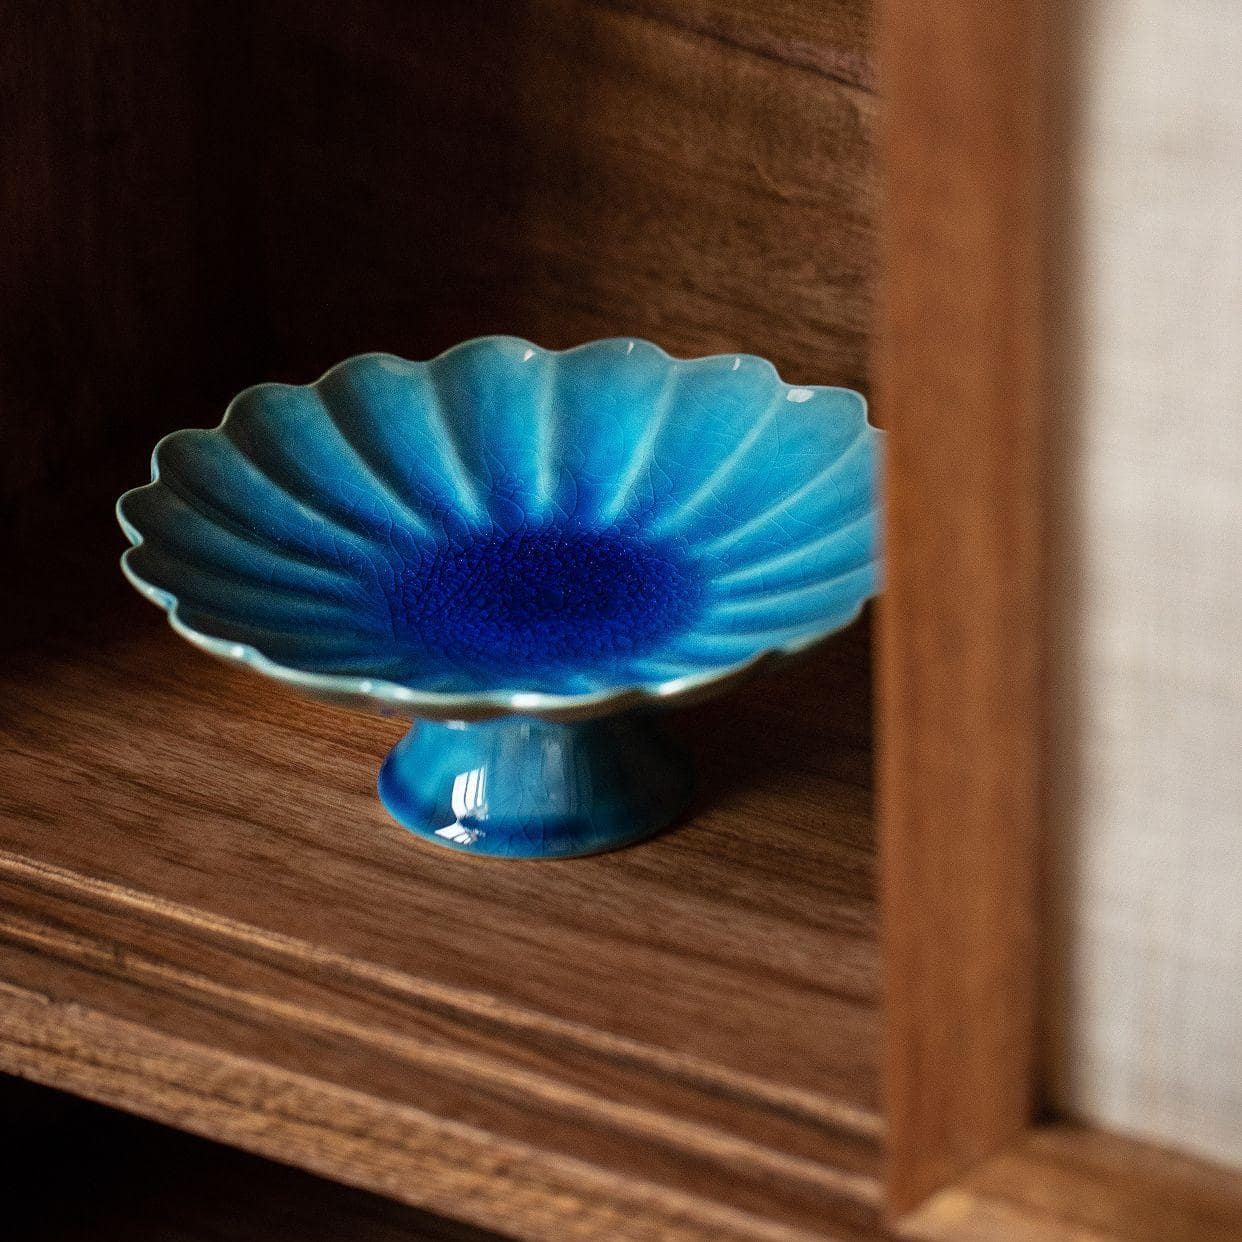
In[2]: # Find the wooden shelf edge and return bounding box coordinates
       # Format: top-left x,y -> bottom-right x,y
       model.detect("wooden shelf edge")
0,980 -> 873,1242
892,1124 -> 1242,1242
0,846 -> 880,1145
0,845 -> 886,1242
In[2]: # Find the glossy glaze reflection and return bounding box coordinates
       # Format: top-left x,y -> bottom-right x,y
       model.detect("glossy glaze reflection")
379,714 -> 692,858
117,336 -> 882,857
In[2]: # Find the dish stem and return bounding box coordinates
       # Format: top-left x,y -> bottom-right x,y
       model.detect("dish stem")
377,712 -> 693,859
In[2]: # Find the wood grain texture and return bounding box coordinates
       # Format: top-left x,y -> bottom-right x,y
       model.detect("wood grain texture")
875,0 -> 1050,1214
246,0 -> 876,391
874,3 -> 1242,1236
897,1125 -> 1242,1242
1,1 -> 262,618
3,1075 -> 505,1241
591,0 -> 873,91
0,591 -> 882,1242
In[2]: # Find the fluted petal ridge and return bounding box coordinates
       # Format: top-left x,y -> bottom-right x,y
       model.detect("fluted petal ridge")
118,337 -> 882,722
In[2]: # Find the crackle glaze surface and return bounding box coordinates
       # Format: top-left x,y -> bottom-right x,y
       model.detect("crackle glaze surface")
117,336 -> 881,856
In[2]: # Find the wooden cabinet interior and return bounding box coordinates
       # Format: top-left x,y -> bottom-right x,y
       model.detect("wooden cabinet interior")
7,3 -> 1242,1240
2,4 -> 883,1240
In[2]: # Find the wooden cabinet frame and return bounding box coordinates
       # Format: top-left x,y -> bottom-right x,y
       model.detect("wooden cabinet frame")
877,2 -> 1242,1237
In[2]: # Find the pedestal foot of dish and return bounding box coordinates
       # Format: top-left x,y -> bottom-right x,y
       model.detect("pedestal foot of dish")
378,713 -> 692,858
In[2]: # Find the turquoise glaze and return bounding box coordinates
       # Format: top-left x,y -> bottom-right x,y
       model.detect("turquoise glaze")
379,715 -> 691,858
117,337 -> 882,858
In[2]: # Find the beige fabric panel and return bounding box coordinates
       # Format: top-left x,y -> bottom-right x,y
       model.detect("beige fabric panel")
1050,0 -> 1242,1168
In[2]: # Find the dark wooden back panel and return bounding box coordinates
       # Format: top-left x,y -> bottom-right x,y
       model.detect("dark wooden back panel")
249,0 -> 875,386
2,2 -> 261,623
4,2 -> 874,634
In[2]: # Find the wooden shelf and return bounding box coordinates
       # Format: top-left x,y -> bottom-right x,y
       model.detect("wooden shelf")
0,586 -> 882,1242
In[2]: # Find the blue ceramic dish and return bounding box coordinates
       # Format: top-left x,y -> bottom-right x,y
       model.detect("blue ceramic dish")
117,337 -> 882,858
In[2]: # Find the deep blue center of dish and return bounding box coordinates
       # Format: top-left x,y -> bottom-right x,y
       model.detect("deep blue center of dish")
390,525 -> 701,675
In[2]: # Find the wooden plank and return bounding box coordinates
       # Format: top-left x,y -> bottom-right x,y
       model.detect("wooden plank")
0,987 -> 842,1242
874,0 -> 1050,1213
3,0 -> 876,643
898,1125 -> 1242,1242
3,0 -> 877,649
0,592 -> 883,1241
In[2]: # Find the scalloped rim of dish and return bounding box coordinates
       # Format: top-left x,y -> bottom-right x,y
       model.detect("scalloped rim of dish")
117,335 -> 881,723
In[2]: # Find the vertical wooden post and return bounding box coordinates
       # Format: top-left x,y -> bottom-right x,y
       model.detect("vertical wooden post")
876,0 -> 1053,1213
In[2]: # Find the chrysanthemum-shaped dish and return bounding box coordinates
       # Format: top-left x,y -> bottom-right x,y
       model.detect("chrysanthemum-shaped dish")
118,337 -> 882,858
